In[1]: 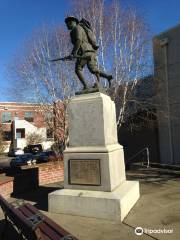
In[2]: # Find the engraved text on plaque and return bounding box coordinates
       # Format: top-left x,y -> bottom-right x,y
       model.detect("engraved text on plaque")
69,159 -> 101,185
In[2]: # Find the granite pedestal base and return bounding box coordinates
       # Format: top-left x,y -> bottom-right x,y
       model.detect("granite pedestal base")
63,144 -> 126,192
48,92 -> 140,222
49,181 -> 139,221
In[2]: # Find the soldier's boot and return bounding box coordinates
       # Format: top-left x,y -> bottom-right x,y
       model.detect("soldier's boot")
99,72 -> 113,87
93,73 -> 100,89
107,75 -> 113,88
75,69 -> 88,89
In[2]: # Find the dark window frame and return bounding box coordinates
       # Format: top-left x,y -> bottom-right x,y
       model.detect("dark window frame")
44,112 -> 53,122
24,112 -> 34,122
3,131 -> 12,141
47,128 -> 54,139
1,112 -> 12,123
16,128 -> 25,139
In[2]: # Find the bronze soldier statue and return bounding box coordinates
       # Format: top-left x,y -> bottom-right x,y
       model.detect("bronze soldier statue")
64,16 -> 113,90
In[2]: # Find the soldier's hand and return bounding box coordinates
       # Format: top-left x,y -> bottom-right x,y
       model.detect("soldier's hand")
71,51 -> 78,58
68,54 -> 74,60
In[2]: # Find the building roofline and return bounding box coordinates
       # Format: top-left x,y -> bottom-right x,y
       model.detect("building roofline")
0,102 -> 51,106
153,24 -> 180,39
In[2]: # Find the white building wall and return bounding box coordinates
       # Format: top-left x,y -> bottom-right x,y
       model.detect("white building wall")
12,119 -> 53,150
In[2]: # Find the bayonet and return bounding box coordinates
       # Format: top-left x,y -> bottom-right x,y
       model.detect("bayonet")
50,55 -> 91,62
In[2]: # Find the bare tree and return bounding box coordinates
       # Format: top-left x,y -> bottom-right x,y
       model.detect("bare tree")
26,132 -> 45,145
8,26 -> 76,150
8,0 -> 153,144
71,0 -> 153,128
0,125 -> 5,154
52,100 -> 68,154
8,25 -> 83,103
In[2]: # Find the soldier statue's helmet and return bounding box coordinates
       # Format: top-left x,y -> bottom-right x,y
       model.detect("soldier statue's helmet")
65,16 -> 79,24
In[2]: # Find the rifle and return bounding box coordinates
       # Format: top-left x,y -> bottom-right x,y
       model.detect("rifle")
50,55 -> 91,62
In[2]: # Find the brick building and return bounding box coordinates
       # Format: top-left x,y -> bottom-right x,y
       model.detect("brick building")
0,102 -> 54,152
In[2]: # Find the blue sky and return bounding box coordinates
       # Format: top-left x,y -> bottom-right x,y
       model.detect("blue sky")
0,0 -> 180,101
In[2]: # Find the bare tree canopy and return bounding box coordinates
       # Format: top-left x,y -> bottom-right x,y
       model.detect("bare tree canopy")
0,125 -> 6,154
8,26 -> 77,103
26,132 -> 45,145
8,0 -> 153,128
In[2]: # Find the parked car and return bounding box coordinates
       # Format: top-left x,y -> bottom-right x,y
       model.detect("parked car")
8,148 -> 24,157
24,144 -> 43,154
10,153 -> 36,167
35,150 -> 58,163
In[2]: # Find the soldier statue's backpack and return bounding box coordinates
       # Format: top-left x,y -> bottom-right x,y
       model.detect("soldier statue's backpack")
79,18 -> 99,50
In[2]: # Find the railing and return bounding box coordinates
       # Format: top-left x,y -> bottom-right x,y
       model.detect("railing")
126,147 -> 150,168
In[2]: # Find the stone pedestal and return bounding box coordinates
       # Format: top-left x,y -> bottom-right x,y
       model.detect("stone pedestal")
49,92 -> 139,221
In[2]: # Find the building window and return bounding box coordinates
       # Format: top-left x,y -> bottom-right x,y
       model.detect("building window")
47,129 -> 53,139
16,128 -> 25,139
44,112 -> 53,122
1,112 -> 12,123
24,112 -> 34,122
3,131 -> 12,141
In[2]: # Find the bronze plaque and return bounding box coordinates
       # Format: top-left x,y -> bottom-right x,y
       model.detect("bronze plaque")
69,159 -> 101,185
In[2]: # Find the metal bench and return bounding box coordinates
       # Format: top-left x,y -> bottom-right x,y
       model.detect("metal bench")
0,194 -> 78,240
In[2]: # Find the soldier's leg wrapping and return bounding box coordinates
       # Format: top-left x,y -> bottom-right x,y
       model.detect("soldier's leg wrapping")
75,59 -> 88,89
87,53 -> 112,87
87,54 -> 100,87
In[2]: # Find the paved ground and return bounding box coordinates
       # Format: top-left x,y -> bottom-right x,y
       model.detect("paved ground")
0,165 -> 180,240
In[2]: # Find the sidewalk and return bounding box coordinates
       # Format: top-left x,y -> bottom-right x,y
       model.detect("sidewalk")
0,166 -> 180,240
